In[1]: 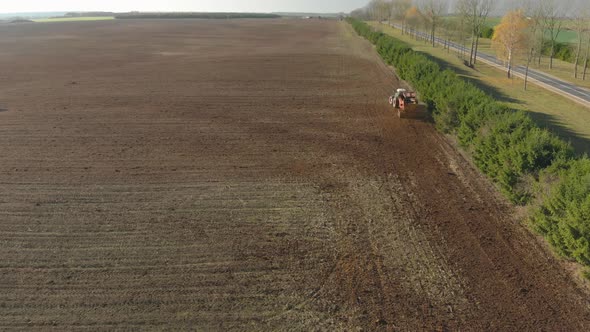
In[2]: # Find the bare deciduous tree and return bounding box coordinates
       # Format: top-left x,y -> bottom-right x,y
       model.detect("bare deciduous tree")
442,16 -> 458,53
583,21 -> 590,80
350,8 -> 370,20
457,0 -> 493,67
541,0 -> 565,70
406,6 -> 425,40
420,0 -> 448,47
365,0 -> 387,21
522,0 -> 544,90
391,0 -> 412,34
572,9 -> 588,78
455,10 -> 470,59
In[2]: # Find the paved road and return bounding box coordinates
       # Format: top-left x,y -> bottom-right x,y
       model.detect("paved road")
387,23 -> 590,108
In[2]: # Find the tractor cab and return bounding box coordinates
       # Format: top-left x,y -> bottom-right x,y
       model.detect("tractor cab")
388,88 -> 426,119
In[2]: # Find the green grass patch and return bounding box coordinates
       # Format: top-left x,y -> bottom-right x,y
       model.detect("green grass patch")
484,17 -> 501,28
555,29 -> 579,44
33,16 -> 114,23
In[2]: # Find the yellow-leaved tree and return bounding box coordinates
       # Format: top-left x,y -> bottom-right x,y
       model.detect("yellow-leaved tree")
405,6 -> 424,40
492,9 -> 530,78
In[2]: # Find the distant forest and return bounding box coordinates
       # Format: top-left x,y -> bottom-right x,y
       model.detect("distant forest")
115,12 -> 281,19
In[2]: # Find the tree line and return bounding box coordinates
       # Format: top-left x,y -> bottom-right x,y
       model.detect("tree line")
351,0 -> 590,85
347,17 -> 590,274
115,13 -> 281,19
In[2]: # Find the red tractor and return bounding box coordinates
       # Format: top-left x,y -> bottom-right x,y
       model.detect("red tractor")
388,88 -> 427,119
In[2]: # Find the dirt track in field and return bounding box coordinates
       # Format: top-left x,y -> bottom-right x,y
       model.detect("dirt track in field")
0,19 -> 589,330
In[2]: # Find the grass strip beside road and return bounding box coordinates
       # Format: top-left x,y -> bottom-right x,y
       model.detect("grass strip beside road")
369,21 -> 590,155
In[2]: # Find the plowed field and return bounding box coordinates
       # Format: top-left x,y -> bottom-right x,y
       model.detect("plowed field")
1,19 -> 589,330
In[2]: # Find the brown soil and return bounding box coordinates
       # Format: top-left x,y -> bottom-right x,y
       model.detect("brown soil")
0,19 -> 589,331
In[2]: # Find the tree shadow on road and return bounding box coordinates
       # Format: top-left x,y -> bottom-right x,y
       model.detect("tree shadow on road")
526,110 -> 590,156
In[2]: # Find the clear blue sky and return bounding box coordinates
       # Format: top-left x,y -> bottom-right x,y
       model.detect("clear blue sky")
1,0 -> 368,13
